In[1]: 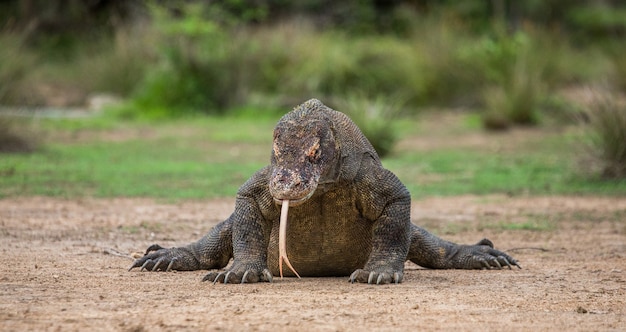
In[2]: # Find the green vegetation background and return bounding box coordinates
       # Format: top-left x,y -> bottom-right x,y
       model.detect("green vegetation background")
0,1 -> 625,199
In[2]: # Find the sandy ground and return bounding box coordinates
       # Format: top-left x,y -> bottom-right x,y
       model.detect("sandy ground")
1,195 -> 625,331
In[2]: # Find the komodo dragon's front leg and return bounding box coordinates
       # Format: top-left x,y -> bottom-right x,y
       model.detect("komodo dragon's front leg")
129,218 -> 233,272
349,159 -> 412,284
130,192 -> 275,284
204,194 -> 275,284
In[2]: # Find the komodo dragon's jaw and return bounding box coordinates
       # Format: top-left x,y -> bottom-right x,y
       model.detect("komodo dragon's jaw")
269,165 -> 319,207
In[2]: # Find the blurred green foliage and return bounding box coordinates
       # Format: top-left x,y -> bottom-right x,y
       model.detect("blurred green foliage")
2,0 -> 624,112
1,0 -> 626,179
115,16 -> 596,125
0,33 -> 38,105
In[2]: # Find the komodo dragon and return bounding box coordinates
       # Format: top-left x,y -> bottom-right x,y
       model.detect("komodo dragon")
130,98 -> 520,284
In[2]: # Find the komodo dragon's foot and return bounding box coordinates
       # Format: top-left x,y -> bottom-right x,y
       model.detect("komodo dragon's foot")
451,238 -> 522,270
203,263 -> 273,284
349,267 -> 403,285
128,244 -> 201,272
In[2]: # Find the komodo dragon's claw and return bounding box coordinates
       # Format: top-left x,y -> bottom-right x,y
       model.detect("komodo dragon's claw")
203,268 -> 273,284
460,243 -> 522,270
349,269 -> 403,285
129,245 -> 199,272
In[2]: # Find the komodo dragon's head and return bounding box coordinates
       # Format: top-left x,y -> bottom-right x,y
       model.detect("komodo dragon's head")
268,99 -> 342,278
268,99 -> 339,207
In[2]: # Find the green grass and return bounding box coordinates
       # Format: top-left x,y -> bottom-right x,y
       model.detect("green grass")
482,218 -> 556,232
388,147 -> 625,198
0,141 -> 265,199
1,113 -> 625,200
0,116 -> 274,199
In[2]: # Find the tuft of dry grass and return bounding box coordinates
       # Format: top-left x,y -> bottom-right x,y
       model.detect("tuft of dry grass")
0,34 -> 39,106
334,93 -> 405,158
0,115 -> 39,153
585,93 -> 626,178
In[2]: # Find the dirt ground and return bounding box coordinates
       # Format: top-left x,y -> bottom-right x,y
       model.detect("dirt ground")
1,195 -> 624,331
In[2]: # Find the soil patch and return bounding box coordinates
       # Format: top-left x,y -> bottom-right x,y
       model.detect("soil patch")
1,196 -> 624,331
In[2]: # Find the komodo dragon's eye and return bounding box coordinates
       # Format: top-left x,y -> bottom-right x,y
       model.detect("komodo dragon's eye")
306,141 -> 321,163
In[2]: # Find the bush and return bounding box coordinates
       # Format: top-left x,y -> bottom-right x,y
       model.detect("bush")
117,9 -> 599,120
129,4 -> 258,117
0,34 -> 39,105
461,32 -> 547,129
77,28 -> 152,98
584,93 -> 626,178
281,32 -> 425,103
609,49 -> 626,93
261,18 -> 479,110
123,12 -> 496,118
0,115 -> 39,153
482,62 -> 545,129
1,27 -> 152,108
0,34 -> 42,150
334,94 -> 405,158
124,16 -> 433,118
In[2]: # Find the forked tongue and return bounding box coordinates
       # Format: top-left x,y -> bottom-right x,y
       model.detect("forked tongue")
279,199 -> 301,279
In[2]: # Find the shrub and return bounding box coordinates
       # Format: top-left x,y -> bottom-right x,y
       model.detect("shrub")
334,93 -> 405,158
2,28 -> 152,108
0,34 -> 39,105
0,34 -> 42,150
129,4 -> 258,117
413,20 -> 484,106
481,87 -> 512,131
609,49 -> 626,93
462,32 -> 547,129
0,115 -> 39,153
263,19 -> 467,110
282,32 -> 425,103
121,12 -> 588,119
482,61 -> 545,129
584,93 -> 626,178
133,16 -> 480,115
77,28 -> 152,98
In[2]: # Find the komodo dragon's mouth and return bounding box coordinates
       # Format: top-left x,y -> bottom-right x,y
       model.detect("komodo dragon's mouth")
272,188 -> 316,207
269,164 -> 320,208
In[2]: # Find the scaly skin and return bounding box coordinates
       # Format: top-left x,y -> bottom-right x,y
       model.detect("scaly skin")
130,99 -> 520,284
